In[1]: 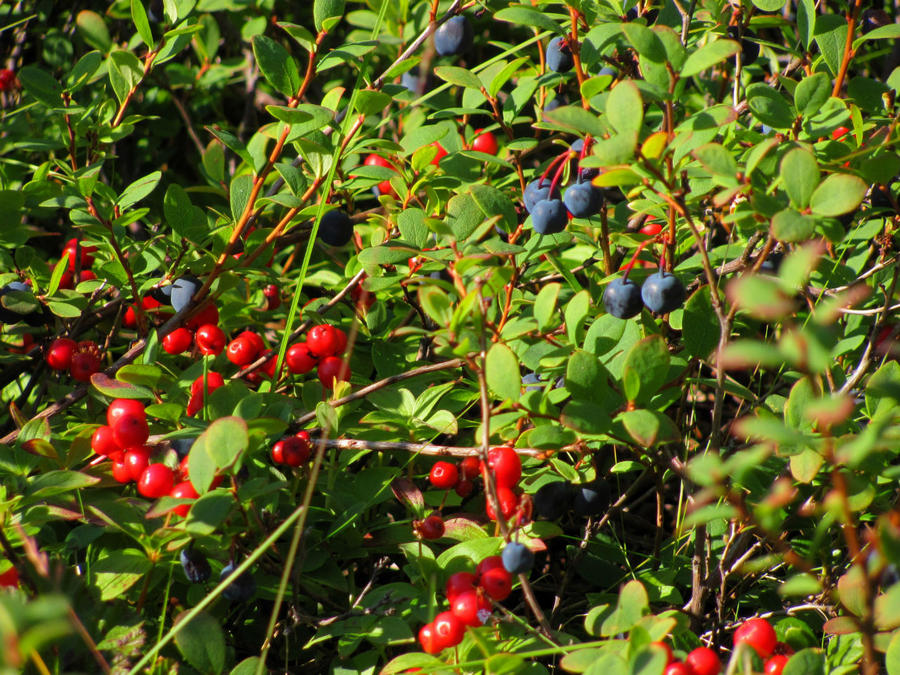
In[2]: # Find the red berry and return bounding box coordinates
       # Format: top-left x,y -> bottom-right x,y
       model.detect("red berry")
351,281 -> 375,309
226,336 -> 257,367
764,655 -> 790,675
186,394 -> 202,417
485,486 -> 519,521
112,416 -> 149,449
363,154 -> 397,196
832,126 -> 850,140
307,324 -> 343,357
640,220 -> 663,236
430,142 -> 447,165
185,302 -> 219,330
195,323 -> 226,356
190,372 -> 225,396
163,327 -> 193,354
455,479 -> 474,498
451,589 -> 492,627
169,481 -> 199,517
429,461 -> 459,490
664,664 -> 695,675
476,555 -> 504,578
733,617 -> 777,658
263,284 -> 280,310
91,425 -> 122,458
111,461 -> 132,483
317,356 -> 348,389
272,436 -> 310,467
772,642 -> 794,656
418,622 -> 441,654
286,342 -> 318,374
124,446 -> 153,482
479,566 -> 512,601
137,464 -> 175,499
69,342 -> 101,382
416,514 -> 445,540
0,566 -> 18,588
685,647 -> 721,675
460,456 -> 480,480
485,446 -> 521,489
179,454 -> 191,481
652,641 -> 675,664
0,69 -> 16,92
62,238 -> 96,271
107,399 -> 146,427
238,330 -> 265,355
432,610 -> 465,649
46,337 -> 76,370
472,129 -> 498,155
445,571 -> 477,603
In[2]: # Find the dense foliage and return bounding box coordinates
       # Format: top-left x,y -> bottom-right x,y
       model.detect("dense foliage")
0,0 -> 899,673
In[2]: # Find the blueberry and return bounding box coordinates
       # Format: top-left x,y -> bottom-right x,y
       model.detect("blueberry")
603,277 -> 643,319
180,547 -> 211,584
524,180 -> 551,214
318,209 -> 354,247
502,541 -> 535,575
401,71 -> 421,93
870,183 -> 895,210
545,37 -> 574,73
544,93 -> 567,112
570,140 -> 599,181
171,437 -> 196,457
563,182 -> 603,218
434,16 -> 472,56
522,372 -> 542,392
640,272 -> 685,314
170,275 -> 200,312
572,479 -> 610,517
531,199 -> 568,235
758,251 -> 783,275
533,481 -> 573,520
149,282 -> 173,305
220,561 -> 256,602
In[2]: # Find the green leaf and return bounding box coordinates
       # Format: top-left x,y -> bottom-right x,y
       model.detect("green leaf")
418,285 -> 453,326
164,184 -> 206,242
17,66 -> 63,108
185,491 -> 234,536
90,373 -> 153,399
566,350 -> 607,402
621,23 -> 666,63
314,0 -> 346,32
543,105 -> 606,139
809,173 -> 867,216
486,343 -> 521,402
887,629 -> 900,675
680,39 -> 740,78
726,274 -> 794,319
265,106 -> 313,125
494,6 -> 563,35
753,0 -> 786,11
622,335 -> 670,404
601,580 -> 649,635
694,143 -> 738,180
780,148 -> 820,209
131,0 -> 154,46
93,549 -> 152,601
797,0 -> 816,48
858,23 -> 900,42
606,80 -> 643,139
27,470 -> 100,498
564,290 -> 591,345
354,90 -> 392,116
252,35 -> 301,98
534,282 -> 561,332
619,409 -> 678,447
814,15 -> 848,76
117,171 -> 161,209
771,208 -> 816,243
747,83 -> 794,129
794,72 -> 831,116
174,611 -> 226,675
682,286 -> 719,358
433,65 -> 483,91
76,10 -> 112,52
198,416 -> 248,470
783,649 -> 826,675
230,174 -> 253,223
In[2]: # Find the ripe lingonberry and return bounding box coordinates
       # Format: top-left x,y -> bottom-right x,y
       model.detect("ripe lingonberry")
485,446 -> 521,489
416,514 -> 445,540
169,481 -> 199,517
733,617 -> 777,658
418,622 -> 441,654
451,588 -> 492,626
111,461 -> 131,484
0,566 -> 18,588
460,456 -> 480,480
162,327 -> 193,354
137,464 -> 175,498
485,486 -> 519,521
685,647 -> 722,675
0,69 -> 16,92
237,330 -> 265,355
185,302 -> 219,330
112,415 -> 149,449
363,154 -> 397,196
226,336 -> 257,367
107,399 -> 146,427
91,426 -> 122,459
45,337 -> 76,370
70,342 -> 101,382
124,446 -> 154,482
307,324 -> 344,358
479,565 -> 512,601
318,356 -> 348,389
476,555 -> 504,578
432,611 -> 465,649
764,655 -> 789,675
195,323 -> 226,356
664,664 -> 694,675
445,571 -> 477,603
471,129 -> 498,155
286,342 -> 318,374
62,238 -> 96,271
455,479 -> 474,498
429,461 -> 459,490
263,284 -> 280,310
651,641 -> 675,664
272,436 -> 310,467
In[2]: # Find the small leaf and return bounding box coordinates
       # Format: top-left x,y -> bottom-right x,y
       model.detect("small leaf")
606,80 -> 643,139
314,0 -> 346,32
621,23 -> 666,63
76,10 -> 112,52
91,373 -> 153,399
747,83 -> 794,129
533,283 -> 561,331
17,66 -> 63,107
794,72 -> 831,116
771,208 -> 816,243
543,105 -> 606,139
199,416 -> 248,470
131,0 -> 154,46
433,66 -> 482,91
494,6 -> 563,35
174,611 -> 226,675
252,35 -> 301,98
780,148 -> 820,209
809,173 -> 867,216
117,171 -> 162,210
486,343 -> 520,402
681,39 -> 740,78
622,335 -> 670,404
418,285 -> 453,326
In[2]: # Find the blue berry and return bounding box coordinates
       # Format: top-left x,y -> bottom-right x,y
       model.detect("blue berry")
171,437 -> 196,457
170,276 -> 200,312
603,278 -> 643,319
531,199 -> 568,235
401,71 -> 420,93
502,542 -> 535,574
220,562 -> 256,602
573,479 -> 610,517
641,272 -> 686,314
546,37 -> 574,73
524,180 -> 551,214
180,547 -> 211,584
563,182 -> 603,218
522,372 -> 542,392
434,16 -> 472,56
544,93 -> 567,112
318,209 -> 354,247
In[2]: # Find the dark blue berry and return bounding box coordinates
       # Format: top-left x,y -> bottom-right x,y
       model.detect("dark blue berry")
570,139 -> 599,181
524,180 -> 551,214
180,547 -> 211,584
563,182 -> 603,218
572,479 -> 610,517
641,272 -> 686,314
434,16 -> 472,56
220,562 -> 256,602
545,37 -> 574,73
502,542 -> 535,574
170,276 -> 200,312
531,199 -> 568,235
522,372 -> 542,392
401,71 -> 421,93
533,481 -> 573,520
544,93 -> 567,112
603,277 -> 643,319
171,437 -> 196,457
318,209 -> 354,247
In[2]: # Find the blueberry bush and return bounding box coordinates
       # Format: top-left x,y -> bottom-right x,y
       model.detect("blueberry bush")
1,0 -> 900,673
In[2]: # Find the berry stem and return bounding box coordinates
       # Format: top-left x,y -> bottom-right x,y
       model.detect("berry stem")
537,150 -> 572,188
621,234 -> 661,282
547,150 -> 574,198
577,136 -> 592,181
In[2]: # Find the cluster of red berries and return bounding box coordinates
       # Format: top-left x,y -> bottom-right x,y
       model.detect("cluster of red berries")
45,337 -> 102,382
418,554 -> 511,654
284,323 -> 350,390
159,304 -> 222,355
658,643 -> 721,675
270,430 -> 312,467
734,617 -> 793,674
58,238 -> 98,289
425,447 -> 524,522
91,399 -> 201,517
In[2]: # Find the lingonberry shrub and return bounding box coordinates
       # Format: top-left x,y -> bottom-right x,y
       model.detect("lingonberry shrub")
1,1 -> 898,673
